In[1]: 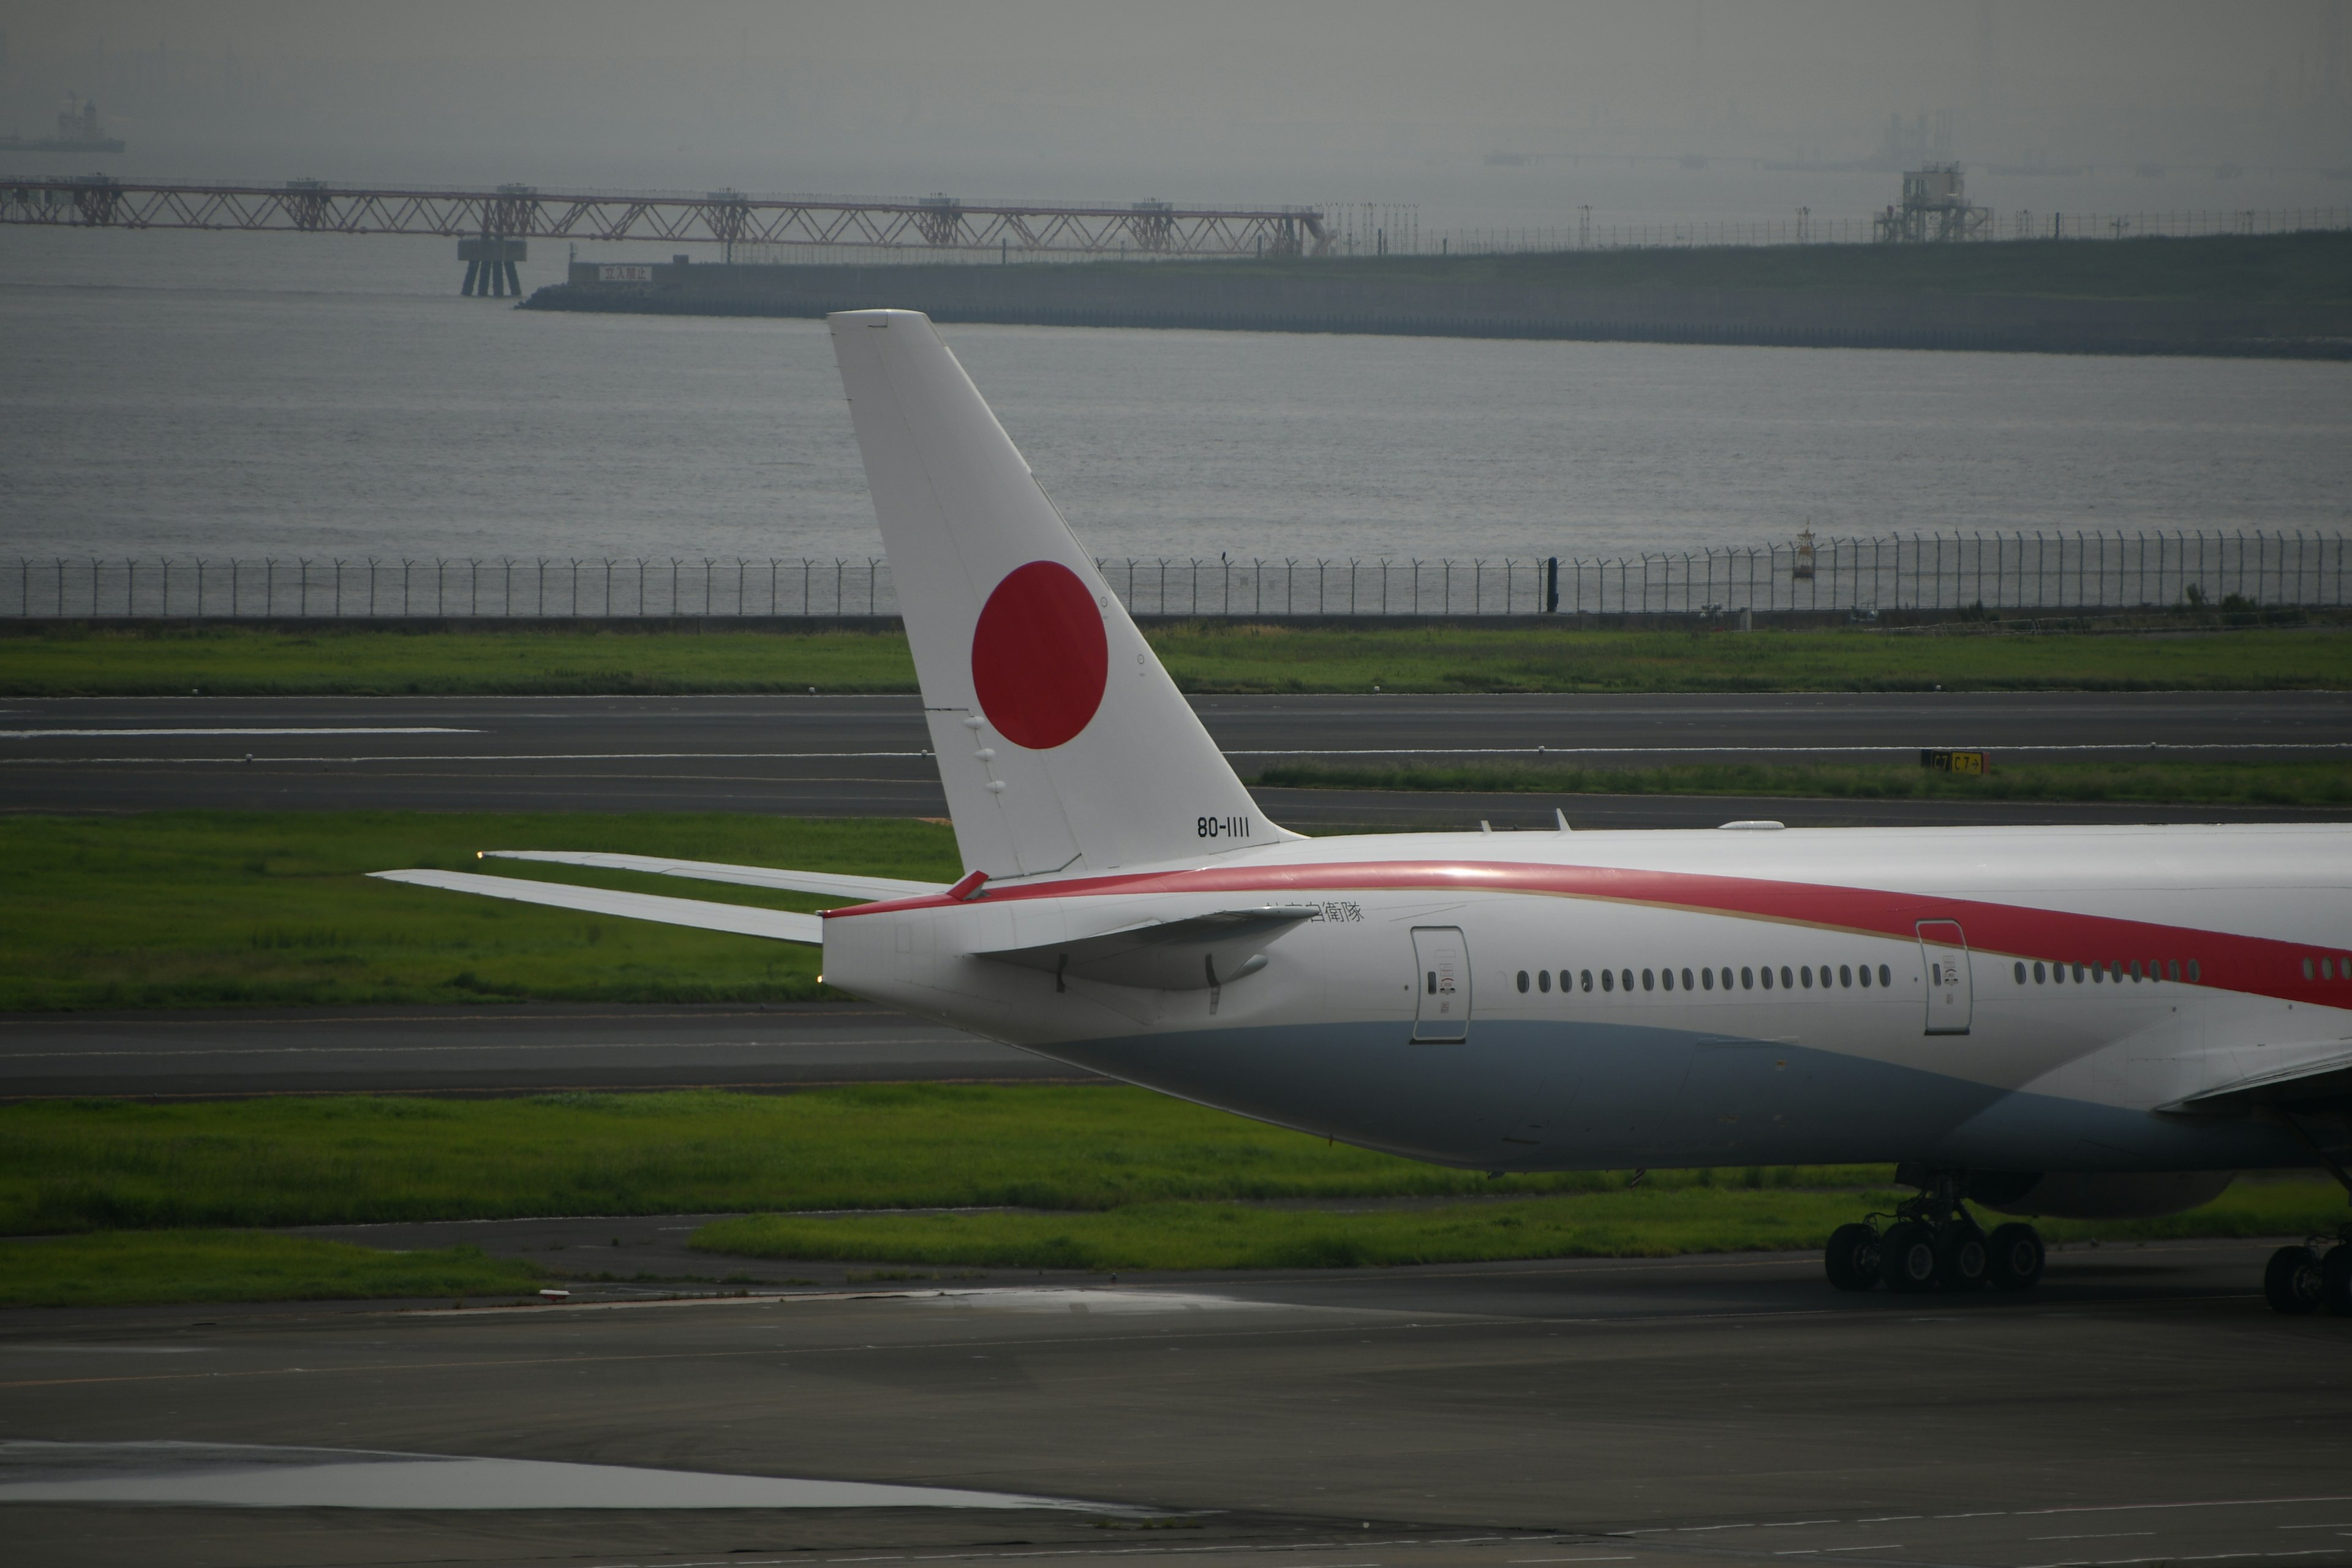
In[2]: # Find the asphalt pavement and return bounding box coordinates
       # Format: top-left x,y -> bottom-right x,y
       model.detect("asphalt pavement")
6,1236 -> 2347,1567
4,691 -> 2347,824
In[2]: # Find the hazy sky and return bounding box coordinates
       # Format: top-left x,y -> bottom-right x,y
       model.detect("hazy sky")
4,2 -> 2345,227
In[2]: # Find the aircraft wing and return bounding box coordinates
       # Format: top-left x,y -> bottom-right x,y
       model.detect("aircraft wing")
370,869 -> 823,944
2157,1038 -> 2352,1112
978,907 -> 1322,991
478,851 -> 941,903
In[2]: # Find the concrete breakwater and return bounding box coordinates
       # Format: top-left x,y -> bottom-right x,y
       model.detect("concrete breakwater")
523,254 -> 2352,358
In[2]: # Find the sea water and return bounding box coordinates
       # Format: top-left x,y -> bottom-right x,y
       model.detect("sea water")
3,227 -> 2346,567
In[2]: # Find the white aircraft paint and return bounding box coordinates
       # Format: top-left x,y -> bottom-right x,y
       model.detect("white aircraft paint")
378,311 -> 2352,1297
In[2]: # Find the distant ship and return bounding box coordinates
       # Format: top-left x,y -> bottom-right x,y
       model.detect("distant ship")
0,96 -> 126,154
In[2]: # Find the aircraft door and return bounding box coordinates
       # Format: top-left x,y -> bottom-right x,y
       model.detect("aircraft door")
1411,927 -> 1472,1042
1917,919 -> 1972,1035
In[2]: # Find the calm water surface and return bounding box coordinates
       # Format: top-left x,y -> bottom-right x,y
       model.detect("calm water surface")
2,228 -> 2346,564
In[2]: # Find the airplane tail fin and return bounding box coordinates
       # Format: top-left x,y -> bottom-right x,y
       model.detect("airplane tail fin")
829,309 -> 1291,880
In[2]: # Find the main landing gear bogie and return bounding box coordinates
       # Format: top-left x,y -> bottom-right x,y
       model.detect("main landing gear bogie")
2263,1226 -> 2352,1317
1823,1172 -> 2045,1297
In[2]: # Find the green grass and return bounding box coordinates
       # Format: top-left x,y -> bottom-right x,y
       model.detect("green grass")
690,1177 -> 2352,1272
7,620 -> 2351,696
0,1086 -> 1882,1235
1151,621 -> 2352,694
0,812 -> 959,1011
0,1231 -> 542,1308
0,624 -> 919,696
1256,758 -> 2352,809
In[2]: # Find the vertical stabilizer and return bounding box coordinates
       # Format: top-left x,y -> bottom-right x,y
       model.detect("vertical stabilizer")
829,309 -> 1289,880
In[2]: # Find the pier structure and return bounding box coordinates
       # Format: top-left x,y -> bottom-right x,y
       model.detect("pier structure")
1875,164 -> 1991,243
0,176 -> 1330,264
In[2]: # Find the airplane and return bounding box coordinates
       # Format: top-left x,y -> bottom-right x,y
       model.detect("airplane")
378,308 -> 2352,1314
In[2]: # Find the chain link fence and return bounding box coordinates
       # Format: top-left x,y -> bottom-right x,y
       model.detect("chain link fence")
10,530 -> 2348,621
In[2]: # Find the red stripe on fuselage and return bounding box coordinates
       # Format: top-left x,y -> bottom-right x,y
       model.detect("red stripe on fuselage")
827,859 -> 2343,1008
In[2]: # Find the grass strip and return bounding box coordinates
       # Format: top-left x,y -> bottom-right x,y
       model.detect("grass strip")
0,1231 -> 541,1308
7,621 -> 2351,696
0,1087 -> 1882,1234
689,1178 -> 2352,1272
1255,758 -> 2352,809
0,811 -> 958,1011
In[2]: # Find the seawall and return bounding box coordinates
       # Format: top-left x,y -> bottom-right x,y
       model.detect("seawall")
522,249 -> 2352,359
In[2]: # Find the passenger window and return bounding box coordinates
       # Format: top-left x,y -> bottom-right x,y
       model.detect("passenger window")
2304,957 -> 2316,980
2187,959 -> 2200,982
1702,968 -> 1714,990
1780,965 -> 1795,989
1721,967 -> 1734,990
2071,963 -> 2084,982
1517,970 -> 1530,993
1643,969 -> 1656,992
1761,967 -> 1775,990
1660,968 -> 1673,992
1877,963 -> 1892,986
2052,963 -> 2065,984
1800,966 -> 1814,989
2034,961 -> 2046,982
2015,962 -> 2027,984
1681,967 -> 1695,990
1621,968 -> 1634,992
1538,969 -> 1551,993
1741,966 -> 1754,989
2165,960 -> 2179,981
2323,959 -> 2334,981
1840,964 -> 1852,987
1602,969 -> 1615,992
1580,969 -> 1593,992
1860,964 -> 1872,988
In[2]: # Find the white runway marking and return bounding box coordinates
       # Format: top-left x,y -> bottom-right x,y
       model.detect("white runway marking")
0,1439 -> 1099,1512
1228,742 -> 2352,756
0,726 -> 477,738
905,1287 -> 1298,1315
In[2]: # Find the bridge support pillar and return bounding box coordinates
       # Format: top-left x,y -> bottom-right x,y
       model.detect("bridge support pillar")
458,236 -> 527,297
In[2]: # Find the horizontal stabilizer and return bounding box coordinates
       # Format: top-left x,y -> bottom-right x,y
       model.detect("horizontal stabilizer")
480,850 -> 940,903
2158,1039 -> 2352,1111
371,869 -> 823,945
978,906 -> 1319,992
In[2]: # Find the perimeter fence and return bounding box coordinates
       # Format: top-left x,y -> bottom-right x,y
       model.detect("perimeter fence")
10,529 -> 2349,622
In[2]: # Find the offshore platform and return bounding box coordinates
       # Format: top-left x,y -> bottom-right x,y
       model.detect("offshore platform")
0,95 -> 125,154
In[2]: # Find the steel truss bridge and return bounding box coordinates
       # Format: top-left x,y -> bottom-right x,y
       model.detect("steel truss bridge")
0,176 -> 1330,257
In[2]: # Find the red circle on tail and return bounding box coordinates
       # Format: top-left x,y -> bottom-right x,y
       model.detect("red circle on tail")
970,560 -> 1109,750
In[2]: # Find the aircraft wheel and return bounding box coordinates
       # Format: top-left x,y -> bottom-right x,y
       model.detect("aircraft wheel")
1825,1223 -> 1881,1292
1985,1223 -> 2045,1291
2321,1247 -> 2352,1319
2263,1245 -> 2323,1315
1880,1221 -> 1939,1294
1936,1226 -> 1990,1291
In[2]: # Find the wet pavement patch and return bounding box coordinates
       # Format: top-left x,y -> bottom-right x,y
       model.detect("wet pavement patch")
0,1441 -> 1106,1511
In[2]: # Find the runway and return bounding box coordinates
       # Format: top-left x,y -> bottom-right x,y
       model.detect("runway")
3,691 -> 2348,826
6,1237 -> 2348,1567
0,1003 -> 1089,1100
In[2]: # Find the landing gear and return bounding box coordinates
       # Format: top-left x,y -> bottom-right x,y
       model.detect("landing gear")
1820,1169 -> 2037,1295
1985,1222 -> 2046,1291
2264,1245 -> 2323,1315
2264,1227 -> 2352,1317
1824,1223 -> 1880,1291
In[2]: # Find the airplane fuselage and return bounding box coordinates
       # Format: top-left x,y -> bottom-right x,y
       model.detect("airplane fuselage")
824,821 -> 2352,1177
